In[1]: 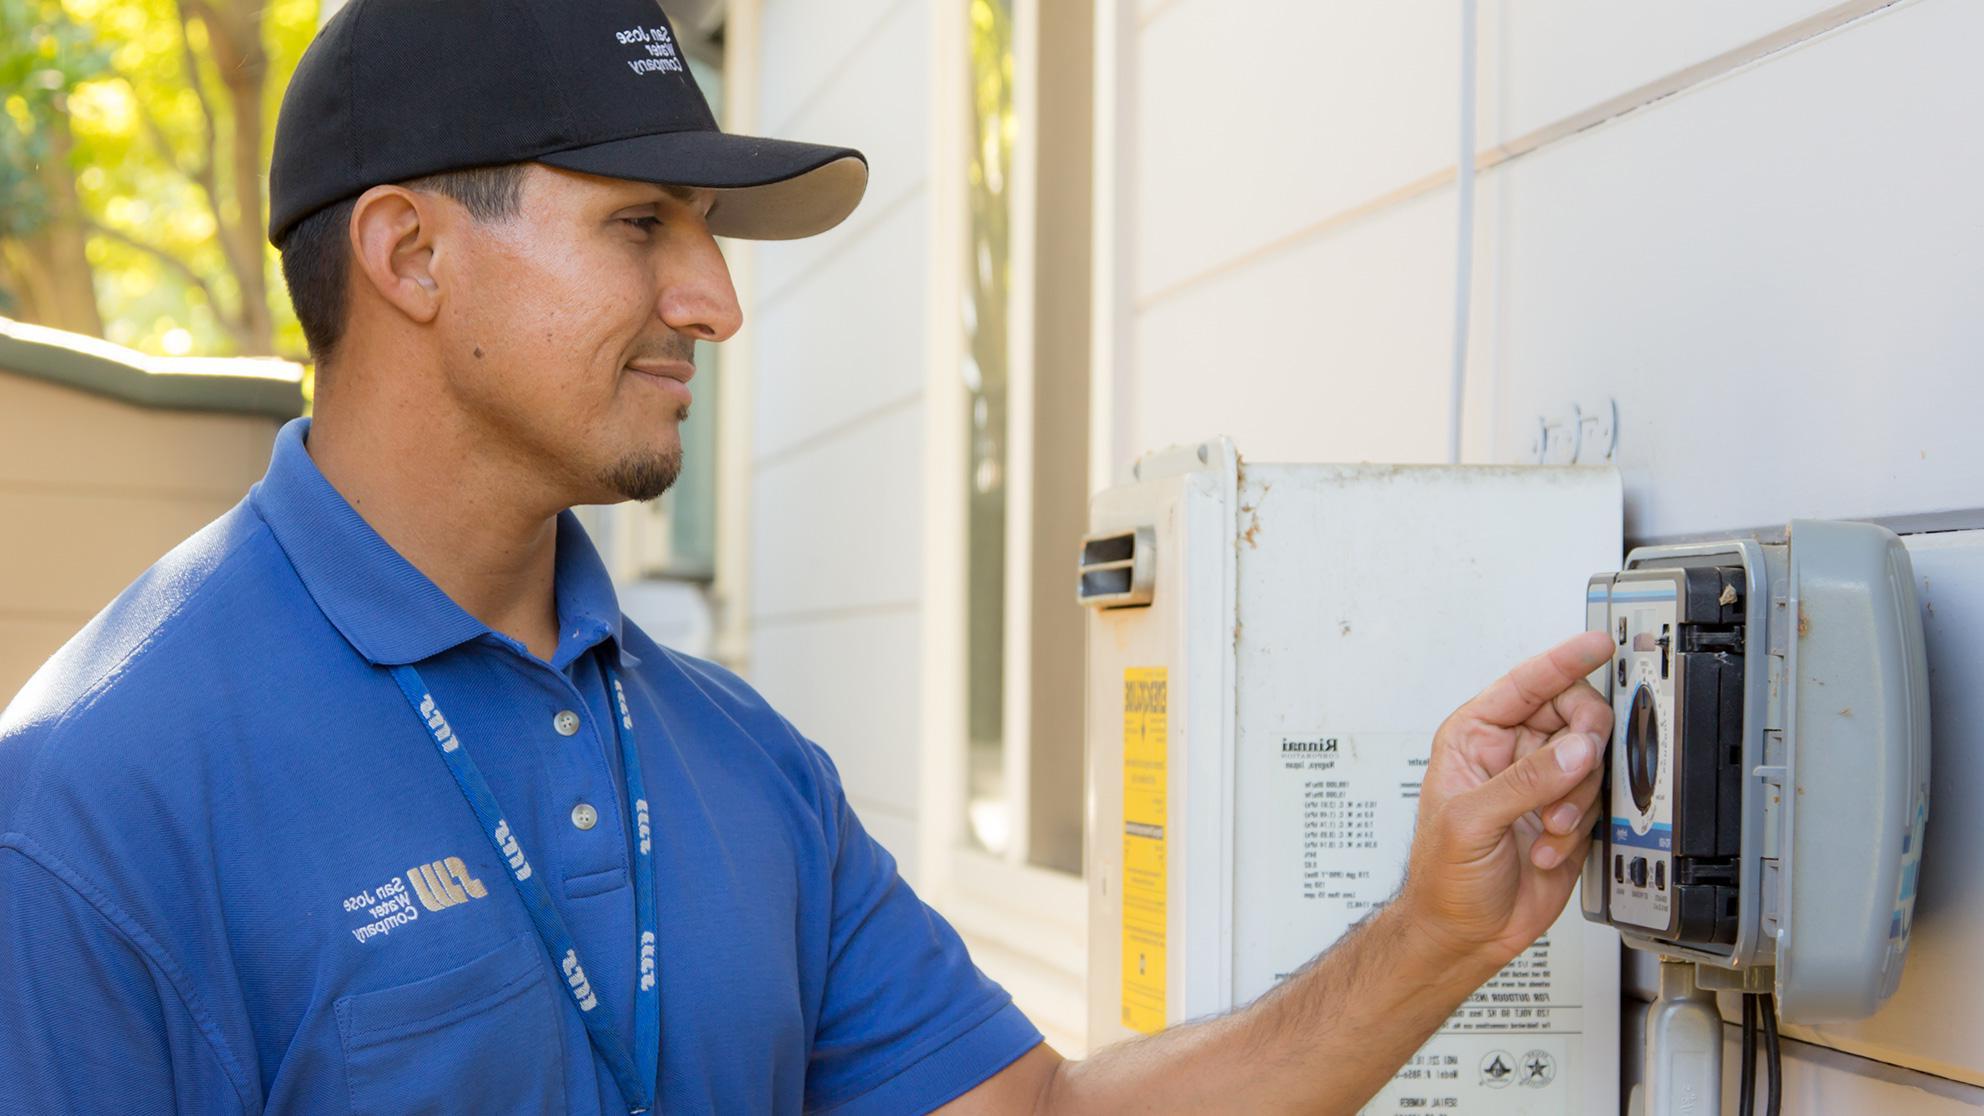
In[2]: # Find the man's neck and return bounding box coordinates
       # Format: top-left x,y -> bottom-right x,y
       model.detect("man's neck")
305,386 -> 567,663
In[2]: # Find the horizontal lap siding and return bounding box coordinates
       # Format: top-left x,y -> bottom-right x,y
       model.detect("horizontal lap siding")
1123,0 -> 1984,1101
746,0 -> 933,884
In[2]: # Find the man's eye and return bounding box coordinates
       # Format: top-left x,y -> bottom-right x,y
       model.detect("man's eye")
622,216 -> 662,233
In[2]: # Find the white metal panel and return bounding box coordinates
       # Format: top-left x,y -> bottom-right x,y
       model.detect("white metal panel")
1488,0 -> 1845,142
750,607 -> 924,818
749,0 -> 931,306
751,190 -> 929,460
1133,189 -> 1456,464
1484,0 -> 1984,536
749,401 -> 924,619
1132,0 -> 1459,301
1227,462 -> 1621,1114
1085,443 -> 1240,1045
1085,451 -> 1623,1109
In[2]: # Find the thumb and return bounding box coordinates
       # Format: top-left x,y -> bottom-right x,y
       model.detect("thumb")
1462,732 -> 1600,839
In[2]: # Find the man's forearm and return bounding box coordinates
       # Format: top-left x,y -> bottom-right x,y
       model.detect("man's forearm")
1038,899 -> 1502,1115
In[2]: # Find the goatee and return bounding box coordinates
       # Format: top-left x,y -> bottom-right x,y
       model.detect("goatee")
600,413 -> 688,502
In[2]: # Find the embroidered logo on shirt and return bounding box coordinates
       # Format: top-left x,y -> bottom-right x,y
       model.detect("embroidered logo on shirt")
407,856 -> 489,912
343,856 -> 487,943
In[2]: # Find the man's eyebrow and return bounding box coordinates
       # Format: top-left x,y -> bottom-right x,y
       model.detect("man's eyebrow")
621,184 -> 702,204
617,183 -> 713,215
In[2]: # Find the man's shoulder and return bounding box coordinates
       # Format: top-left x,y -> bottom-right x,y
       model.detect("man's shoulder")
0,501 -> 297,824
623,631 -> 847,804
641,639 -> 768,715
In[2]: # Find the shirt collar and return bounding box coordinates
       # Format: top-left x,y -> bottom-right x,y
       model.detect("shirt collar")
249,416 -> 635,669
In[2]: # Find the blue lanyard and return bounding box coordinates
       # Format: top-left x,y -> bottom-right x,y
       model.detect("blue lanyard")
390,663 -> 660,1115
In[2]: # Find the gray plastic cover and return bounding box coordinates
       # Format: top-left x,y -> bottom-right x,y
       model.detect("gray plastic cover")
1778,519 -> 1931,1021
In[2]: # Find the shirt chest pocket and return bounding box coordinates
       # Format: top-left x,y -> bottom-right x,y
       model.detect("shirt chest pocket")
335,933 -> 566,1115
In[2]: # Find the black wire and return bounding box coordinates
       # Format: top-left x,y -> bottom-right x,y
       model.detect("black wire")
1738,994 -> 1758,1116
1761,992 -> 1782,1116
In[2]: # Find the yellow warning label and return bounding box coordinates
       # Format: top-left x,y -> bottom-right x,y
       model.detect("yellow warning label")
1121,666 -> 1168,1034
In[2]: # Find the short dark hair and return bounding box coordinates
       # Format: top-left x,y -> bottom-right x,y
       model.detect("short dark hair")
277,163 -> 529,365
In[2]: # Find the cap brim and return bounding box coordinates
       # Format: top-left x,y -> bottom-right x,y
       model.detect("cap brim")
538,131 -> 867,241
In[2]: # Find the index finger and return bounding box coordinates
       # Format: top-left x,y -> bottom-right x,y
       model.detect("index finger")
1459,631 -> 1615,731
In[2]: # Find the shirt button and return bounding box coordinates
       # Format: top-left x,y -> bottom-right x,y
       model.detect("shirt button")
571,803 -> 598,831
553,710 -> 581,736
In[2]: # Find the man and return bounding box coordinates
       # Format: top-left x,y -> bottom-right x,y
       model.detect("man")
0,1 -> 1612,1112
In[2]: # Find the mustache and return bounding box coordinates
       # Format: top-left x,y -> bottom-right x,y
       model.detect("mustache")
627,335 -> 698,365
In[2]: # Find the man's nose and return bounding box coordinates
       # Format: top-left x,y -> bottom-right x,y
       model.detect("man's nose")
657,227 -> 743,343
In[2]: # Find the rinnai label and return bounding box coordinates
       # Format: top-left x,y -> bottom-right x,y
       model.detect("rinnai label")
1272,731 -> 1587,1115
1120,667 -> 1169,1034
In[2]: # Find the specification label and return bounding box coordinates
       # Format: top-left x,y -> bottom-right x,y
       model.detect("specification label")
1264,732 -> 1589,1115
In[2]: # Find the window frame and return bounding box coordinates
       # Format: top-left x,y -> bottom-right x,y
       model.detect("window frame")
917,0 -> 1096,1057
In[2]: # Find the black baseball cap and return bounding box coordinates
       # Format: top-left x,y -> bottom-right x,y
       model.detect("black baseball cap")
269,0 -> 867,246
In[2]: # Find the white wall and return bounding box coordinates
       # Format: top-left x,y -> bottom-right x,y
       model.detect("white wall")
738,0 -> 1097,1058
741,0 -> 1984,1097
1100,0 -> 1984,1105
1118,0 -> 1984,534
739,0 -> 934,883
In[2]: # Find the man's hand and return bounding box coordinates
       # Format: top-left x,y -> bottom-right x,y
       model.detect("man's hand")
1398,630 -> 1616,969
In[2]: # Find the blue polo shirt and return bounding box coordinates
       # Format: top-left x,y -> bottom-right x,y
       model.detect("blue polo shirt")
0,417 -> 1040,1114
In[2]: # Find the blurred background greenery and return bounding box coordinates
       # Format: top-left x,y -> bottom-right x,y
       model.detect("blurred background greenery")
2,0 -> 319,367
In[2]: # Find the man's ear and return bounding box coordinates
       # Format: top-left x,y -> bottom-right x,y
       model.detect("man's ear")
349,185 -> 444,323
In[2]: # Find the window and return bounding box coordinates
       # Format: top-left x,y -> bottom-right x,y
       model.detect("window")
962,0 -> 1017,860
959,0 -> 1094,878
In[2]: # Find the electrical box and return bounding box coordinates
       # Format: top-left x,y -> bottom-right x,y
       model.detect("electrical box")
1581,523 -> 1931,1022
1084,439 -> 1622,1114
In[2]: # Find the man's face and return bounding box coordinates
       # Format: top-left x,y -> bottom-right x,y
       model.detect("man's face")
426,164 -> 741,505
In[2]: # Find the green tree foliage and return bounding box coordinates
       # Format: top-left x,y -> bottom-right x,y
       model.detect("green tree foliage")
0,4 -> 103,242
1,0 -> 112,335
1,0 -> 318,359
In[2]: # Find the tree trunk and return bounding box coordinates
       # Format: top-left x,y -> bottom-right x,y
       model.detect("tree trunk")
10,114 -> 104,336
192,0 -> 274,353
